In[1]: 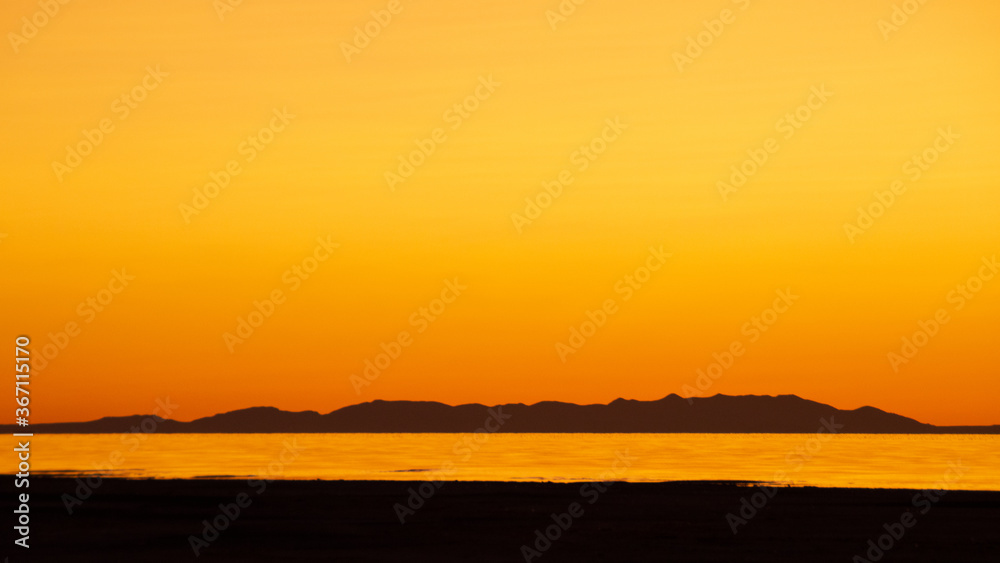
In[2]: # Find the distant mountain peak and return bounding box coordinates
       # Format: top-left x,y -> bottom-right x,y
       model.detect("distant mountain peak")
8,394 -> 997,434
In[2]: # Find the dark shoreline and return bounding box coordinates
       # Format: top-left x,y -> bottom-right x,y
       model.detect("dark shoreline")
4,478 -> 999,562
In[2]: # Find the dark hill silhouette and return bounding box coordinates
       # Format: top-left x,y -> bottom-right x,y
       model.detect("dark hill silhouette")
7,394 -> 998,434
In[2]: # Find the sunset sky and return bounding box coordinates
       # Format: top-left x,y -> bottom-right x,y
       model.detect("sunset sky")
1,0 -> 998,426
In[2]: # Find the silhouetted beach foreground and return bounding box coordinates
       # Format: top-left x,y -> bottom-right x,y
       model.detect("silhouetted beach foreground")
6,478 -> 998,562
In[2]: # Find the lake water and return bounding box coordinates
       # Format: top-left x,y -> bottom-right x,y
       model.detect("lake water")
18,433 -> 1000,490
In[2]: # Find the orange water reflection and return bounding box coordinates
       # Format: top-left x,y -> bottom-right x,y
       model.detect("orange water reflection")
17,433 -> 1000,490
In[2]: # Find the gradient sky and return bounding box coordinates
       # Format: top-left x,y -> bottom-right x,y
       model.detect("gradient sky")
1,0 -> 998,425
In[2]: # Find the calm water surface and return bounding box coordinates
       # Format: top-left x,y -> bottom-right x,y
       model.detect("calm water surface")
20,433 -> 1000,490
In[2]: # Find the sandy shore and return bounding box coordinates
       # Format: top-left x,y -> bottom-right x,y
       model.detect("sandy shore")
3,478 -> 998,562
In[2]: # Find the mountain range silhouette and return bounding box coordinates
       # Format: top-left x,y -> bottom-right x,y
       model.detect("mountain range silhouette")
10,394 -> 999,433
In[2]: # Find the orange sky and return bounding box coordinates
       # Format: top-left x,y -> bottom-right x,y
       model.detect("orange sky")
1,0 -> 998,425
